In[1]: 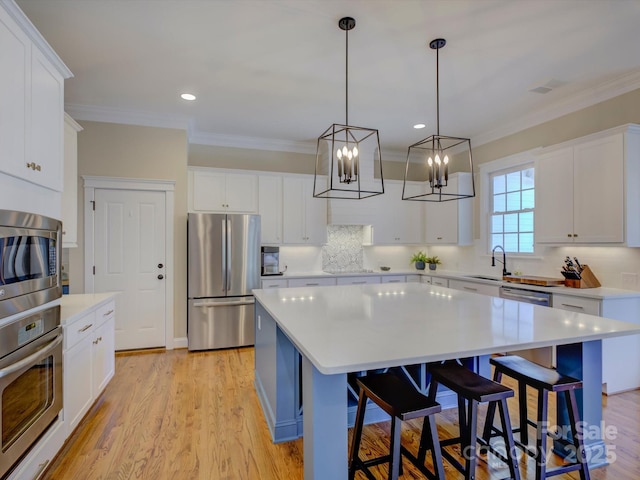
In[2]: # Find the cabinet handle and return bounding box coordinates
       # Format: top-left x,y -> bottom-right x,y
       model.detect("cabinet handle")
306,282 -> 319,286
352,281 -> 367,284
464,286 -> 478,291
437,236 -> 443,240
103,309 -> 114,316
36,164 -> 41,171
567,233 -> 572,238
560,303 -> 584,310
78,324 -> 93,332
573,234 -> 578,237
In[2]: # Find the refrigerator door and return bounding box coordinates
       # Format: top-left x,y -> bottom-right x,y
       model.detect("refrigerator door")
226,214 -> 261,297
188,297 -> 255,350
188,213 -> 226,298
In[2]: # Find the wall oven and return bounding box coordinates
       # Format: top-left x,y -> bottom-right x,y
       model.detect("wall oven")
0,210 -> 62,320
0,305 -> 62,478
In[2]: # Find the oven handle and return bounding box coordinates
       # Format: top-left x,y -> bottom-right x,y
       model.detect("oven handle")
0,334 -> 63,379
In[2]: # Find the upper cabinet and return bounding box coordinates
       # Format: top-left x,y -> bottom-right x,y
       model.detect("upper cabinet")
282,176 -> 327,244
258,174 -> 283,244
535,126 -> 640,245
0,2 -> 71,192
368,182 -> 423,245
424,173 -> 473,245
62,113 -> 82,247
189,168 -> 257,213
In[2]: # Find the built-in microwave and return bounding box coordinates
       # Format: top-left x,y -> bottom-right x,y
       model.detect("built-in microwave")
0,210 -> 62,320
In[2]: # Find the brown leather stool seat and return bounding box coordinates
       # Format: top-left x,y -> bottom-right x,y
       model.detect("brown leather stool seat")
420,361 -> 521,480
483,355 -> 590,480
349,372 -> 445,480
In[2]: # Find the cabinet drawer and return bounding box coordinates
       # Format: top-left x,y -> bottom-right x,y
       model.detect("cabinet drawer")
336,276 -> 380,285
261,279 -> 288,289
552,294 -> 600,315
288,277 -> 337,287
65,311 -> 96,350
430,278 -> 449,288
96,301 -> 116,326
381,275 -> 406,284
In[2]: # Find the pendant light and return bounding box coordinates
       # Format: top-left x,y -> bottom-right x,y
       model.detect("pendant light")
313,17 -> 384,200
402,38 -> 475,202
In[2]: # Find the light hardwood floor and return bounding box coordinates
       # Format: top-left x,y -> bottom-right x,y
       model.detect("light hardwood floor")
43,348 -> 640,479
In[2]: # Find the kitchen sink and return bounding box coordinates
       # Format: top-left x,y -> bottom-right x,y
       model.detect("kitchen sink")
463,275 -> 502,282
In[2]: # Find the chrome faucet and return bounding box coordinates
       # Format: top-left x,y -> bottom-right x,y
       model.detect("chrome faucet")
492,245 -> 511,276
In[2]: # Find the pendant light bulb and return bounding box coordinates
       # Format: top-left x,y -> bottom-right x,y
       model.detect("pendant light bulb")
342,146 -> 348,156
443,155 -> 449,165
347,150 -> 353,160
435,154 -> 441,165
428,157 -> 433,166
353,146 -> 358,157
336,149 -> 342,159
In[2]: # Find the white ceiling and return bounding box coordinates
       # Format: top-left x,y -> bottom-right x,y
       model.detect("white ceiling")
16,0 -> 640,157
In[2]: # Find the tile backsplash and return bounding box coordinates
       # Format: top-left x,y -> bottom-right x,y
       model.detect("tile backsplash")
322,225 -> 364,272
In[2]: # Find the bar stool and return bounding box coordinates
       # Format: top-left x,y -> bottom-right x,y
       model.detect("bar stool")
419,361 -> 521,480
482,355 -> 590,480
349,372 -> 445,480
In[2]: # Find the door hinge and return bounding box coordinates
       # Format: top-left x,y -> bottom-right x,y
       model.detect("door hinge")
93,266 -> 95,275
90,200 -> 95,211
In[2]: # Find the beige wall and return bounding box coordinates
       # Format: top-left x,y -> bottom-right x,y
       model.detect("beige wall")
68,121 -> 189,339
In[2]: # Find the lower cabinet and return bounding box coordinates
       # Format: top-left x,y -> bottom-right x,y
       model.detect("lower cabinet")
448,279 -> 500,297
63,300 -> 116,436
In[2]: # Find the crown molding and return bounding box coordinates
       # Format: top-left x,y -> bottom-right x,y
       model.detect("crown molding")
189,130 -> 316,155
472,68 -> 640,148
65,103 -> 191,131
1,0 -> 72,78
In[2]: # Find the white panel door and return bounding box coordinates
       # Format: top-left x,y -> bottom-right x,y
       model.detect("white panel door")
94,189 -> 166,350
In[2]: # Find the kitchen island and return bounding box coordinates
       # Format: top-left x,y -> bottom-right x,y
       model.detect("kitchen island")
253,282 -> 640,480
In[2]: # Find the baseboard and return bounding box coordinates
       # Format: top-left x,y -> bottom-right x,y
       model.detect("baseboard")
173,337 -> 188,349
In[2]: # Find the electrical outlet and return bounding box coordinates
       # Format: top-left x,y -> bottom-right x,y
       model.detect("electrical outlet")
621,272 -> 638,288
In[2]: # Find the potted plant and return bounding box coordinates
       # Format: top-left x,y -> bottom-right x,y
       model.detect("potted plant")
410,251 -> 429,270
425,255 -> 441,271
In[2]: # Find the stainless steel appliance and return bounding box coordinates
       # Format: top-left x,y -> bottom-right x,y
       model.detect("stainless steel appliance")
0,210 -> 62,320
499,285 -> 554,367
187,213 -> 260,351
0,305 -> 63,478
261,246 -> 282,276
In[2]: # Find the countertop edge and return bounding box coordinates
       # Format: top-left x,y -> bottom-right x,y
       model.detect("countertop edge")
60,292 -> 119,325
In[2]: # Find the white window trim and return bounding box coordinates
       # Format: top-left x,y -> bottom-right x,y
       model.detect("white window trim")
478,149 -> 538,256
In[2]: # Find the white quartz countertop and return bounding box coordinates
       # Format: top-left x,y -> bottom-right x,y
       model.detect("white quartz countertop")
60,292 -> 118,325
254,283 -> 640,375
262,269 -> 640,300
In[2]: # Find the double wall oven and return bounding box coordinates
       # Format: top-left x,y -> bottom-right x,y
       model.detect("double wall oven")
0,210 -> 62,478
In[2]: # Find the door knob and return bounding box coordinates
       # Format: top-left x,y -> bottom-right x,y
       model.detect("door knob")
158,263 -> 164,268
158,274 -> 164,280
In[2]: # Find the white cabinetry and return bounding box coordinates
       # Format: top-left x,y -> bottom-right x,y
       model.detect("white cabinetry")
336,276 -> 380,285
536,127 -> 640,245
369,182 -> 423,244
553,293 -> 640,394
259,175 -> 283,244
0,3 -> 70,192
287,277 -> 336,287
261,278 -> 288,289
423,276 -> 448,287
63,299 -> 115,435
381,275 -> 406,284
189,169 -> 258,213
62,113 -> 82,247
424,173 -> 473,245
448,279 -> 500,297
282,176 -> 327,244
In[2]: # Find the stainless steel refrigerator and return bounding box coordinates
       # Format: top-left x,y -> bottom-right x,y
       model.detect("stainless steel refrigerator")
187,213 -> 261,350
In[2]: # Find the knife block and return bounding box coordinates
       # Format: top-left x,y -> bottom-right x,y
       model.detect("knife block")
564,265 -> 601,288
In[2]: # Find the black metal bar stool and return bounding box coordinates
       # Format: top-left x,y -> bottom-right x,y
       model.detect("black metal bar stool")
482,355 -> 590,480
349,372 -> 445,480
420,361 -> 521,480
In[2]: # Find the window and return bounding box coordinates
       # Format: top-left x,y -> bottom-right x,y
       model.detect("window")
490,165 -> 534,253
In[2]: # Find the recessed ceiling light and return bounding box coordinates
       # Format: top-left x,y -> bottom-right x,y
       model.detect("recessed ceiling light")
180,93 -> 196,101
413,123 -> 426,129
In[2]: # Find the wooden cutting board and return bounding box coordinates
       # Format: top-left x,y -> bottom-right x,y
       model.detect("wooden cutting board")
502,275 -> 565,286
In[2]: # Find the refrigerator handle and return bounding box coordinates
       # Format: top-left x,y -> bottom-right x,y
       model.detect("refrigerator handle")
226,217 -> 232,291
221,217 -> 227,293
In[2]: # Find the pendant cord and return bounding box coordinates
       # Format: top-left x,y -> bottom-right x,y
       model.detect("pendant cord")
436,45 -> 440,136
345,26 -> 349,126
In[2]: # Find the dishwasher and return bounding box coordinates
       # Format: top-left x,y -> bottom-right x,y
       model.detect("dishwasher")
499,285 -> 554,367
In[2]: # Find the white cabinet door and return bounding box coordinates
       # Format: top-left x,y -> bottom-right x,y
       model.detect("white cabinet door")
62,114 -> 81,247
287,277 -> 336,287
370,182 -> 423,244
424,174 -> 473,245
92,314 -> 115,395
261,278 -> 288,289
64,331 -> 93,435
190,170 -> 257,213
282,176 -> 327,244
381,275 -> 406,283
430,277 -> 449,287
535,147 -> 574,243
28,47 -> 64,191
552,294 -> 600,315
448,279 -> 500,297
259,175 -> 283,244
573,134 -> 624,243
0,8 -> 28,182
